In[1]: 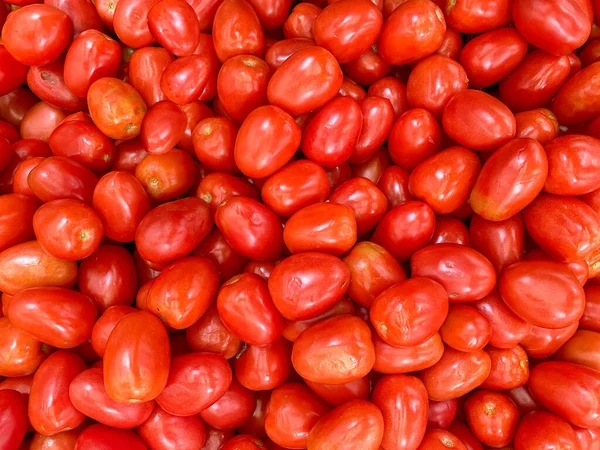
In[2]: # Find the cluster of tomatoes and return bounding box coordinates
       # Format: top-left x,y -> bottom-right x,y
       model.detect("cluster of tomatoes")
1,0 -> 600,448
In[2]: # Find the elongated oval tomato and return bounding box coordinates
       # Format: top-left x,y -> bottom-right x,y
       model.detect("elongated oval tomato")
373,332 -> 444,374
199,379 -> 256,430
137,404 -> 207,450
0,194 -> 38,253
439,304 -> 491,352
129,47 -> 173,107
8,287 -> 97,349
552,61 -> 600,125
521,322 -> 579,360
465,390 -> 519,448
75,424 -> 147,450
268,252 -> 350,320
234,338 -> 292,391
554,329 -> 600,372
103,311 -> 170,403
481,345 -> 529,390
514,411 -> 581,450
0,318 -> 50,378
444,0 -> 511,34
0,389 -> 28,450
292,315 -> 374,384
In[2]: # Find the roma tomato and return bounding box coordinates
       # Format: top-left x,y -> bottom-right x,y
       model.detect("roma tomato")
420,346 -> 491,401
0,318 -> 50,377
194,228 -> 249,283
19,102 -> 67,143
307,400 -> 383,450
373,332 -> 444,374
27,57 -> 87,112
552,61 -> 600,125
0,88 -> 38,129
185,306 -> 242,359
44,0 -> 103,35
427,399 -> 458,430
0,46 -> 28,97
267,46 -> 343,115
196,173 -> 260,212
444,0 -> 511,33
148,0 -> 200,56
113,0 -> 160,48
156,353 -> 232,416
137,404 -> 207,450
520,322 -> 579,359
212,0 -> 265,62
417,429 -> 467,450
370,277 -> 449,347
342,48 -> 391,87
377,165 -> 412,208
161,54 -> 213,105
75,424 -> 147,450
178,100 -> 214,153
140,101 -> 187,155
465,390 -> 519,448
514,411 -> 581,450
91,306 -> 137,357
29,430 -> 80,450
292,315 -> 374,384
481,345 -> 529,390
192,117 -> 237,173
440,304 -> 491,352
515,108 -> 560,144
554,329 -> 600,372
28,156 -> 97,204
8,287 -> 97,349
0,389 -> 27,450
430,216 -> 470,245
246,0 -> 292,29
367,76 -> 409,118
199,379 -> 256,430
0,194 -> 38,253
103,310 -> 170,403
304,376 -> 370,407
470,138 -> 548,221
283,3 -> 321,39
268,252 -> 350,320
265,38 -> 316,72
129,47 -> 173,107
234,338 -> 292,391
351,96 -> 395,164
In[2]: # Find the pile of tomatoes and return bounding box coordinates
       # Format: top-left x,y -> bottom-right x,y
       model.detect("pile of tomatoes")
1,0 -> 600,448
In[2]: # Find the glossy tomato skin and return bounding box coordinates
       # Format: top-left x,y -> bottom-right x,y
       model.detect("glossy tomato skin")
185,306 -> 242,359
0,389 -> 28,450
427,399 -> 458,430
521,322 -> 579,359
372,375 -> 428,450
351,97 -> 395,164
0,241 -> 78,295
234,105 -> 301,178
45,0 -> 104,35
465,390 -> 519,448
0,88 -> 38,129
161,55 -> 213,105
0,46 -> 28,97
129,47 -> 173,107
342,48 -> 391,87
19,102 -> 67,143
113,139 -> 149,173
268,252 -> 350,320
529,361 -> 600,429
196,173 -> 260,212
307,400 -> 383,450
514,411 -> 581,450
373,331 -> 442,374
27,58 -> 87,112
103,311 -> 170,403
192,117 -> 237,173
140,101 -> 187,156
377,0 -> 446,65
113,0 -> 160,48
431,216 -> 470,245
554,329 -> 600,372
148,0 -> 200,56
29,429 -> 80,450
292,315 -> 374,384
246,0 -> 292,29
0,317 -> 50,378
212,0 -> 265,62
194,228 -> 249,283
265,38 -> 316,71
446,422 -> 483,450
75,424 -> 147,450
234,338 -> 292,391
137,404 -> 207,450
136,197 -> 213,263
552,61 -> 600,125
0,194 -> 38,253
2,4 -> 73,66
444,0 -> 511,34
156,352 -> 232,415
470,138 -> 548,221
377,165 -> 412,208
8,287 -> 96,349
440,304 -> 491,352
417,429 -> 467,450
267,46 -> 343,115
481,345 -> 529,390
313,0 -> 382,63
199,379 -> 256,430
91,306 -> 137,357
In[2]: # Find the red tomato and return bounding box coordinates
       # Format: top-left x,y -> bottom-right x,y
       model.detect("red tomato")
2,4 -> 73,66
234,105 -> 301,178
0,88 -> 39,129
377,165 -> 412,208
139,101 -> 187,156
283,3 -> 321,39
481,345 -> 529,390
0,389 -> 28,450
156,352 -> 232,415
104,310 -> 170,403
520,322 -> 579,359
26,58 -> 85,112
304,376 -> 370,407
12,157 -> 43,198
192,117 -> 237,173
0,317 -> 50,377
212,0 -> 265,62
267,46 -> 343,115
196,173 -> 260,212
373,332 -> 444,374
138,404 -> 207,450
178,101 -> 214,153
44,0 -> 103,35
185,306 -> 242,359
338,77 -> 367,103
75,424 -> 147,450
444,0 -> 511,34
341,48 -> 391,87
69,367 -> 153,428
194,228 -> 249,283
29,430 -> 80,450
19,102 -> 67,143
292,315 -> 374,384
417,429 -> 467,450
470,138 -> 548,221
129,47 -> 173,107
313,0 -> 382,63
528,361 -> 600,429
427,399 -> 458,430
148,0 -> 200,56
370,277 -> 449,347
265,38 -> 316,71
440,304 -> 491,352
372,375 -> 428,450
113,0 -> 160,48
135,197 -> 213,264
377,0 -> 445,65
552,61 -> 600,125
0,46 -> 28,97
246,0 -> 292,29
161,55 -> 213,105
221,435 -> 266,450
465,390 -> 519,448
431,216 -> 470,245
367,76 -> 409,118
199,379 -> 256,430
8,287 -> 96,348
0,194 -> 38,253
113,139 -> 150,173
91,305 -> 137,357
446,421 -> 484,450
234,338 -> 292,390
350,97 -> 395,164
514,411 -> 581,450
268,252 -> 350,320
553,329 -> 600,372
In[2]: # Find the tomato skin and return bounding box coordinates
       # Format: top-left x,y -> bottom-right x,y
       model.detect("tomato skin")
185,306 -> 242,359
498,51 -> 571,113
91,306 -> 137,357
417,429 -> 467,450
283,298 -> 354,341
0,194 -> 38,253
301,96 -> 363,168
27,58 -> 87,113
135,150 -> 197,203
524,194 -> 600,262
307,399 -> 383,450
514,411 -> 581,450
292,315 -> 374,384
196,173 -> 260,212
304,376 -> 369,408
136,197 -> 213,264
421,346 -> 491,401
113,0 -> 160,48
372,375 -> 428,450
268,252 -> 350,320
267,46 -> 343,115
192,117 -> 237,173
446,421 -> 484,450
265,38 -> 315,72
113,139 -> 149,174
439,304 -> 491,352
129,47 -> 173,107
2,4 -> 73,66
444,0 -> 511,34
75,424 -> 147,450
373,332 -> 444,374
139,102 -> 187,156
156,352 -> 232,416
234,338 -> 292,391
0,88 -> 38,129
212,0 -> 265,62
521,322 -> 579,359
0,46 -> 28,97
481,345 -> 529,390
552,61 -> 600,125
465,390 -> 519,448
221,435 -> 266,450
0,389 -> 28,450
283,3 -> 321,39
378,0 -> 445,65
313,0 -> 382,63
377,165 -> 412,208
44,0 -> 103,35
19,102 -> 67,143
234,105 -> 301,178
8,287 -> 96,349
199,379 -> 256,430
194,228 -> 248,283
427,399 -> 457,430
350,97 -> 394,164
137,404 -> 207,450
104,310 -> 170,403
470,138 -> 548,221
431,217 -> 470,245
0,317 -> 50,377
30,429 -> 80,450
515,108 -> 560,144
553,329 -> 600,372
573,425 -> 600,450
148,0 -> 200,56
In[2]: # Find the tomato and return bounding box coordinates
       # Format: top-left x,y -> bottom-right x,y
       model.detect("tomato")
196,173 -> 260,212
329,178 -> 387,234
553,329 -> 600,372
417,429 -> 467,450
283,298 -> 355,342
191,117 -> 236,173
515,109 -> 560,146
521,322 -> 579,359
265,38 -> 315,71
446,422 -> 483,450
129,47 -> 173,107
113,0 -> 160,48
136,197 -> 213,263
91,306 -> 137,357
264,383 -> 329,448
313,0 -> 382,63
268,252 -> 350,320
481,345 -> 529,390
0,389 -> 27,450
0,46 -> 28,97
177,101 -> 214,153
373,332 -> 444,374
2,4 -> 73,66
0,194 -> 38,253
444,0 -> 511,34
147,0 -> 200,56
104,310 -> 170,403
341,48 -> 391,87
199,379 -> 256,430
427,399 -> 458,430
245,0 -> 291,29
430,217 -> 469,245
552,62 -> 600,125
442,89 -> 515,151
185,306 -> 242,358
370,277 -> 448,347
470,139 -> 548,221
25,59 -> 83,113
301,96 -> 363,168
367,76 -> 409,118
0,88 -> 38,129
498,51 -> 571,113
439,304 -> 491,352
283,3 -> 321,39
0,318 -> 50,377
237,390 -> 269,439
30,430 -> 80,450
44,0 -> 103,35
372,375 -> 428,450
244,260 -> 277,280
573,425 -> 600,450
377,0 -> 445,65
11,157 -> 42,198
112,139 -> 149,173
136,150 -> 197,203
307,400 -> 383,450
377,165 -> 412,208
75,424 -> 147,450
137,404 -> 207,450
421,346 -> 491,401
221,435 -> 266,450
194,228 -> 248,283
212,0 -> 265,62
234,338 -> 292,391
267,46 -> 343,115
514,411 -> 581,450
234,105 -> 301,178
348,97 -> 394,165
304,376 -> 369,408
138,102 -> 187,156
18,103 -> 66,144
465,390 -> 519,448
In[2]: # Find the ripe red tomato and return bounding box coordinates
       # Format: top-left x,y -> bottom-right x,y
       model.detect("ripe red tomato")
427,399 -> 458,430
135,149 -> 197,202
552,62 -> 600,125
554,329 -> 600,372
192,117 -> 237,173
440,304 -> 491,352
234,338 -> 292,390
481,345 -> 529,391
431,216 -> 470,245
199,379 -> 256,430
0,46 -> 28,97
91,306 -> 137,357
465,390 -> 519,448
185,306 -> 242,359
0,194 -> 38,253
75,424 -> 147,450
196,173 -> 260,212
139,101 -> 187,156
283,3 -> 321,39
0,389 -> 28,450
444,0 -> 511,34
148,0 -> 200,56
212,0 -> 265,62
373,332 -> 444,374
129,47 -> 173,107
0,318 -> 50,377
137,404 -> 207,450
514,411 -> 581,450
29,430 -> 80,450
